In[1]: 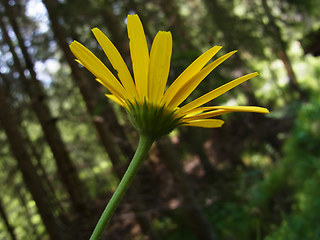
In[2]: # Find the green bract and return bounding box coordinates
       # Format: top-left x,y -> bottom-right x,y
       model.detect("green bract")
127,100 -> 183,139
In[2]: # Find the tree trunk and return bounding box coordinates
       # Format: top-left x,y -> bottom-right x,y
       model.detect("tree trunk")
0,197 -> 17,240
0,82 -> 66,240
16,187 -> 43,240
41,0 -> 128,176
0,2 -> 89,217
261,0 -> 307,100
25,136 -> 66,216
157,137 -> 217,240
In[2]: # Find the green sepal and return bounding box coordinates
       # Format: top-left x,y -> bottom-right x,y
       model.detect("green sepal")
127,99 -> 183,139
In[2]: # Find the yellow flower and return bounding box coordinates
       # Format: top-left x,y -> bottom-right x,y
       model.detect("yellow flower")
70,14 -> 268,138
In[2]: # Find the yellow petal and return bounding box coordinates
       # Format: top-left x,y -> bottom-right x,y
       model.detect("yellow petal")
75,59 -> 83,65
161,46 -> 222,106
183,106 -> 269,121
105,94 -> 126,107
183,105 -> 269,116
70,41 -> 127,99
167,51 -> 237,109
183,119 -> 224,128
179,72 -> 259,113
92,28 -> 138,99
127,14 -> 149,100
210,106 -> 269,113
178,107 -> 204,117
183,109 -> 230,120
95,79 -> 125,100
148,31 -> 172,104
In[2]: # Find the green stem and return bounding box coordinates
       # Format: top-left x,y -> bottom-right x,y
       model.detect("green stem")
89,134 -> 155,240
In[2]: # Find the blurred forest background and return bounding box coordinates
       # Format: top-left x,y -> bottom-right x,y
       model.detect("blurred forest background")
1,0 -> 320,239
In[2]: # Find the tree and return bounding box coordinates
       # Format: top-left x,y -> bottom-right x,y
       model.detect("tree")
0,79 -> 65,240
0,197 -> 17,240
1,0 -> 89,218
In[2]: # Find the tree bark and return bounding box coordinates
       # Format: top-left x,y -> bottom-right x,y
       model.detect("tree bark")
41,0 -> 128,176
16,187 -> 43,240
0,1 -> 89,217
0,82 -> 65,240
25,136 -> 66,216
0,197 -> 17,240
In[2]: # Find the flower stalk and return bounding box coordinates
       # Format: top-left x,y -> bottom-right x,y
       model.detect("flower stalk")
89,134 -> 155,240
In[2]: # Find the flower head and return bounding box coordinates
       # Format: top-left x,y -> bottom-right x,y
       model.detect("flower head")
70,14 -> 268,138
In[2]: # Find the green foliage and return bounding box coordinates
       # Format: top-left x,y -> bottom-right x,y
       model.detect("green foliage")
206,202 -> 252,239
250,95 -> 320,239
154,210 -> 197,240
